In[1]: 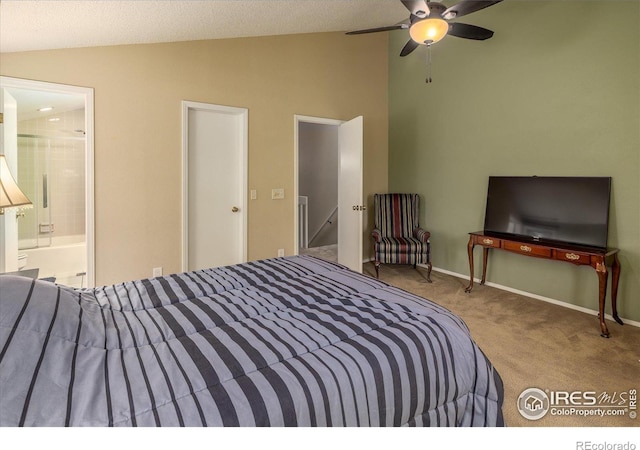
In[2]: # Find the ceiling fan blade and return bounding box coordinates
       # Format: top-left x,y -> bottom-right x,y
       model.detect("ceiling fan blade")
346,24 -> 408,35
401,0 -> 430,18
443,0 -> 503,20
448,22 -> 494,40
400,39 -> 420,57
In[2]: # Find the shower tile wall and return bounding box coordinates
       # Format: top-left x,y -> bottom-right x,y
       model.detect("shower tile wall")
17,108 -> 86,244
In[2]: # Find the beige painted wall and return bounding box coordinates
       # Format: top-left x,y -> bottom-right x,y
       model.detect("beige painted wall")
1,32 -> 389,285
388,1 -> 640,323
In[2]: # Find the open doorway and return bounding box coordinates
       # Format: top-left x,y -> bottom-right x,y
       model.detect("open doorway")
297,120 -> 339,262
294,115 -> 364,272
0,76 -> 94,287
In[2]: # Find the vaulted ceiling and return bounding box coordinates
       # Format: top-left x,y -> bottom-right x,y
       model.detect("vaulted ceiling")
0,0 -> 408,53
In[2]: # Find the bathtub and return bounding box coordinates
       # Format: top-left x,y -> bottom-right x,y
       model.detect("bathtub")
20,235 -> 87,288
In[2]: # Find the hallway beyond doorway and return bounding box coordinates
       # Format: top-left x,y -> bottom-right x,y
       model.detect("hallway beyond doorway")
300,244 -> 337,263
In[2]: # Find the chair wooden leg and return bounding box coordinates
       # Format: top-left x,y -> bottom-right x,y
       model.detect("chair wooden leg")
374,262 -> 380,279
413,261 -> 432,283
425,241 -> 432,282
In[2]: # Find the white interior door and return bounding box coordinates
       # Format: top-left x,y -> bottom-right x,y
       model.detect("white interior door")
182,102 -> 247,271
338,116 -> 364,273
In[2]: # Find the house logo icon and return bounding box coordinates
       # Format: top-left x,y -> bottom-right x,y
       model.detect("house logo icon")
517,388 -> 550,420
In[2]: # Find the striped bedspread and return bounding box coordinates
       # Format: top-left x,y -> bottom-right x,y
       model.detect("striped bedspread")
0,256 -> 504,427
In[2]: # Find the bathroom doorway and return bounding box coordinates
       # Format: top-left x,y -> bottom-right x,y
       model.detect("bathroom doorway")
0,77 -> 94,287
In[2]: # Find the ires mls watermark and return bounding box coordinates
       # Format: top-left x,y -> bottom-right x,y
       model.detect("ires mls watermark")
517,387 -> 637,421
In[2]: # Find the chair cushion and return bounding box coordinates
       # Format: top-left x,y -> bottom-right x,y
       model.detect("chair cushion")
375,236 -> 429,265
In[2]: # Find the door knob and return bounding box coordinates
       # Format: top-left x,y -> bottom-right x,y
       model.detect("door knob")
231,206 -> 239,213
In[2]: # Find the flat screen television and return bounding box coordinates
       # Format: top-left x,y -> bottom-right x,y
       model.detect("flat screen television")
483,176 -> 612,250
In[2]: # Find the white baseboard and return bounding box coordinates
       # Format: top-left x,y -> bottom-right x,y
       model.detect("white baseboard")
420,264 -> 640,329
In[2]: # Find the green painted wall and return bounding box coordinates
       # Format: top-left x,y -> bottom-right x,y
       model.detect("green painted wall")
388,1 -> 640,323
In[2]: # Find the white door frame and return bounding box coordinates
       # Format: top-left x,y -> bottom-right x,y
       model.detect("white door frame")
293,115 -> 343,256
0,76 -> 95,287
181,101 -> 248,271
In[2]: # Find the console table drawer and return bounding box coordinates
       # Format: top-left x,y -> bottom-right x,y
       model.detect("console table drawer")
475,236 -> 501,248
503,241 -> 551,258
555,250 -> 591,264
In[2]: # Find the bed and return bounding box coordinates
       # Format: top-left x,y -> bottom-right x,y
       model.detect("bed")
0,255 -> 504,427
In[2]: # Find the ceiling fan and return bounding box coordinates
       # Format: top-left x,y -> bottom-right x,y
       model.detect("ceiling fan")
347,0 -> 503,58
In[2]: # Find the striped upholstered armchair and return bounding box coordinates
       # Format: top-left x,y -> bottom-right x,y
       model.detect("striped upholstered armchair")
372,193 -> 432,281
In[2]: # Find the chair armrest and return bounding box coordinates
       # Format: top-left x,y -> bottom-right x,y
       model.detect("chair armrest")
372,228 -> 382,242
414,227 -> 430,243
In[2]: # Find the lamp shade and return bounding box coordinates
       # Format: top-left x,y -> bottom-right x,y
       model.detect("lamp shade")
409,18 -> 449,45
0,154 -> 32,214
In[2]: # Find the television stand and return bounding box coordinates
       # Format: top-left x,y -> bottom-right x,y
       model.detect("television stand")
464,232 -> 622,338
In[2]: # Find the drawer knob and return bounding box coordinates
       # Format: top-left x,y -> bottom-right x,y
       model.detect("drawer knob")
482,238 -> 494,245
520,245 -> 532,252
565,253 -> 580,261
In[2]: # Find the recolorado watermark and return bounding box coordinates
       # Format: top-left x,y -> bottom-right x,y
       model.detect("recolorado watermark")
517,387 -> 637,421
576,442 -> 636,450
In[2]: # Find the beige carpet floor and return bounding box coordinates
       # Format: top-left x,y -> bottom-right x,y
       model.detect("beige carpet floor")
361,262 -> 640,428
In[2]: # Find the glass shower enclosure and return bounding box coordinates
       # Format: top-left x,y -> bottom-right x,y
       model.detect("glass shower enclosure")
17,133 -> 86,249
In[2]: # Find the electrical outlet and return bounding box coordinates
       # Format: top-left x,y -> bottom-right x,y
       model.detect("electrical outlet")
277,249 -> 285,257
271,188 -> 285,200
152,267 -> 163,277
250,189 -> 257,200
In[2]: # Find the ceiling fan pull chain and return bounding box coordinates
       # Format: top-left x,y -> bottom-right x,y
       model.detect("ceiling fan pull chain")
426,44 -> 433,83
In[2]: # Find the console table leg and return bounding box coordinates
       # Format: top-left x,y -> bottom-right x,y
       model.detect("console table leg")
465,238 -> 475,293
611,253 -> 623,325
597,265 -> 610,338
481,248 -> 489,285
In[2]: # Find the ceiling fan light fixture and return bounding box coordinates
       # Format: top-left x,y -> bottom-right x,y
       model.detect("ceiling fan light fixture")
409,18 -> 449,45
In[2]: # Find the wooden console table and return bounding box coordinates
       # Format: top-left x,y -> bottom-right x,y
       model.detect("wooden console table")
465,231 -> 622,337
